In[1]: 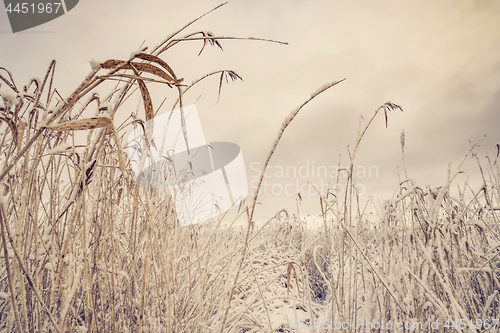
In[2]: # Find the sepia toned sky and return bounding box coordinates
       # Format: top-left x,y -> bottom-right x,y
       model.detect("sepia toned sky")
1,1 -> 500,223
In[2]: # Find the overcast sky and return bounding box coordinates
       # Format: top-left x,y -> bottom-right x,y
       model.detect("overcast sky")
1,1 -> 500,223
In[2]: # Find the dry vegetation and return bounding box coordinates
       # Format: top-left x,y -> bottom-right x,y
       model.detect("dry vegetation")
0,4 -> 499,333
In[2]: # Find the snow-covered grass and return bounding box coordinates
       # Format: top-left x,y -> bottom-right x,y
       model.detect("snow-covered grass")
0,8 -> 499,332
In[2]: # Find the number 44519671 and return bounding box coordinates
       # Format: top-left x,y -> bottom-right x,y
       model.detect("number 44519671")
5,2 -> 62,14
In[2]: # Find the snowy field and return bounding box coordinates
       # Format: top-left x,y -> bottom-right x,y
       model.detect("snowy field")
1,62 -> 498,331
1,3 -> 499,332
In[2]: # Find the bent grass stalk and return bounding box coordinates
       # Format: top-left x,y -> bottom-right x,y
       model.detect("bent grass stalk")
219,78 -> 346,332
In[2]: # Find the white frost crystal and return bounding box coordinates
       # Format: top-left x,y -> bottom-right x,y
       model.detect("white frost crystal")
89,59 -> 101,71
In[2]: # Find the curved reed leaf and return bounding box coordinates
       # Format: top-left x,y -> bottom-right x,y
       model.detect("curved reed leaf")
45,116 -> 112,131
